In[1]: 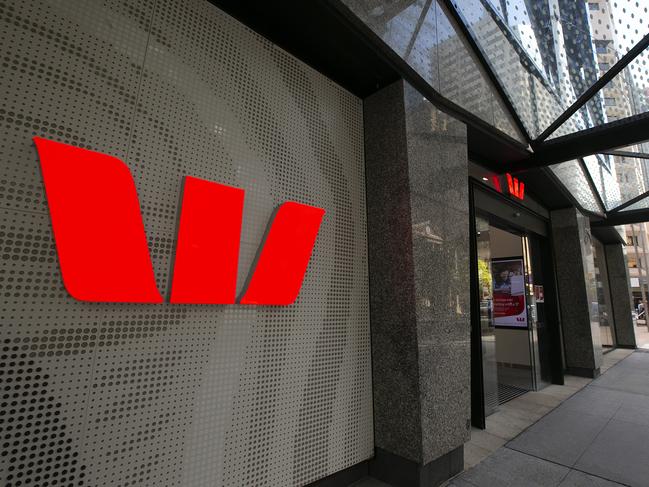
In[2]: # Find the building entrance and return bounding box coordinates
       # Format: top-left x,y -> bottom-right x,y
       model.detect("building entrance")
475,219 -> 545,417
470,185 -> 563,429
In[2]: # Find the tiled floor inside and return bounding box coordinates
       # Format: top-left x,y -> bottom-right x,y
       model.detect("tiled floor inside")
351,348 -> 642,487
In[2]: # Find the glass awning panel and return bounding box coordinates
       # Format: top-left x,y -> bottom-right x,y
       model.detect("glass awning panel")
435,1 -> 523,141
568,146 -> 649,214
340,0 -> 525,142
481,0 -> 649,97
342,0 -> 649,178
608,154 -> 649,205
620,196 -> 649,211
450,0 -> 564,138
450,0 -> 649,140
583,152 -> 649,210
549,47 -> 649,139
549,160 -> 605,214
582,154 -> 622,210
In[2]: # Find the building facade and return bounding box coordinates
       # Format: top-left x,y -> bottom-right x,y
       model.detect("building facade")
0,1 -> 644,486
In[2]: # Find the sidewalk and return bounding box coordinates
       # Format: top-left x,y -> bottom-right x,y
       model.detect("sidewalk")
351,349 -> 635,487
462,349 -> 632,471
448,350 -> 649,487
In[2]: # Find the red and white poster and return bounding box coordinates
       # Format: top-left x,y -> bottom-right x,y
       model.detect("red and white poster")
491,258 -> 528,328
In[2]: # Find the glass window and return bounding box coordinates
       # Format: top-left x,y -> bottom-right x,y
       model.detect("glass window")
604,97 -> 616,106
588,3 -> 600,11
599,62 -> 610,71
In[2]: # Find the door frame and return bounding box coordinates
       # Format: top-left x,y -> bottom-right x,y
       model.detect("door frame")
469,182 -> 564,428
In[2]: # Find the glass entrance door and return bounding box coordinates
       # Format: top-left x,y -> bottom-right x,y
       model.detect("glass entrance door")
523,235 -> 551,389
476,216 -> 499,416
470,185 -> 563,428
473,215 -> 548,422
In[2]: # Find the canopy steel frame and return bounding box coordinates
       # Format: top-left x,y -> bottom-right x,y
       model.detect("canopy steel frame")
593,208 -> 649,226
609,191 -> 649,214
602,150 -> 649,160
579,158 -> 607,213
534,32 -> 649,144
512,112 -> 649,171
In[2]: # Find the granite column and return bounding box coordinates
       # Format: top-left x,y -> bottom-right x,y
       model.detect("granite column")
605,243 -> 637,348
550,208 -> 602,377
364,80 -> 470,487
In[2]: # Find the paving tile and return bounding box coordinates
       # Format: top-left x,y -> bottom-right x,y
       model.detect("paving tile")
457,448 -> 569,487
613,391 -> 649,427
496,402 -> 551,424
559,386 -> 626,419
484,411 -> 531,440
445,478 -> 477,487
562,376 -> 593,390
575,419 -> 649,487
469,428 -> 507,452
558,470 -> 626,487
591,368 -> 649,396
537,384 -> 579,400
612,351 -> 649,367
506,407 -> 609,467
598,355 -> 649,377
590,353 -> 649,396
600,350 -> 634,372
458,353 -> 649,487
463,442 -> 493,470
516,390 -> 564,409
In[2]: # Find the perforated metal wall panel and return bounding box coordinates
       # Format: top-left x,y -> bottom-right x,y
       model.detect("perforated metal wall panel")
0,1 -> 372,485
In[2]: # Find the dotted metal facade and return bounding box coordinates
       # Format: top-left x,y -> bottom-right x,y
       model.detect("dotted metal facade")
0,0 -> 372,485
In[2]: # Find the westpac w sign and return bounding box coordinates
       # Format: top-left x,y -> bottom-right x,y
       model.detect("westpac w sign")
34,137 -> 325,305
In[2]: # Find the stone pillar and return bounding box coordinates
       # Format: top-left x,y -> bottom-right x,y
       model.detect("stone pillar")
605,243 -> 637,348
364,80 -> 470,487
550,208 -> 602,377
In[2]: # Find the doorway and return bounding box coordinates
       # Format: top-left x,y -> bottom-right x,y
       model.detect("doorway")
470,185 -> 563,429
476,219 -> 547,414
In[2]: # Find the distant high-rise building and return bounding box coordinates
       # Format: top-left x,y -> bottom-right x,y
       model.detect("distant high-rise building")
588,0 -> 649,315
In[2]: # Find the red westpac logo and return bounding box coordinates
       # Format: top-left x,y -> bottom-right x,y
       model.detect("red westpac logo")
33,137 -> 325,305
506,173 -> 525,200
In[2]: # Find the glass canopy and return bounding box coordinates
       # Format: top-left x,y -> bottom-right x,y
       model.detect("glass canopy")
342,0 -> 649,218
549,159 -> 605,215
451,0 -> 649,137
451,0 -> 649,216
